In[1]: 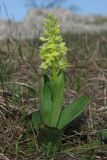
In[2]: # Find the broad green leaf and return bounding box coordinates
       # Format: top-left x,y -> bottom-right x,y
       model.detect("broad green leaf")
40,75 -> 52,125
58,96 -> 90,130
50,73 -> 64,127
39,75 -> 44,115
32,110 -> 41,133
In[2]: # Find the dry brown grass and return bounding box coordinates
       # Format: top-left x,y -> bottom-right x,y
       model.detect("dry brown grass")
0,32 -> 107,159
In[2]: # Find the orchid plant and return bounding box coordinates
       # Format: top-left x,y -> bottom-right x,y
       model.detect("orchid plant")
32,14 -> 91,158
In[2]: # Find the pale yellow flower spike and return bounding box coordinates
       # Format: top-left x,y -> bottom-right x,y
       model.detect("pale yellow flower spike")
39,13 -> 68,74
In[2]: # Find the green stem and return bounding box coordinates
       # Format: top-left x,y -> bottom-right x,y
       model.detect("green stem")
52,66 -> 59,82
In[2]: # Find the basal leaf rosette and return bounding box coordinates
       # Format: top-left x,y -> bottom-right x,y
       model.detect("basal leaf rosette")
39,14 -> 68,77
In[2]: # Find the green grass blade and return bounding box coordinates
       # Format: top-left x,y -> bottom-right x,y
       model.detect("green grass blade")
97,129 -> 107,139
50,73 -> 64,127
58,96 -> 91,130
